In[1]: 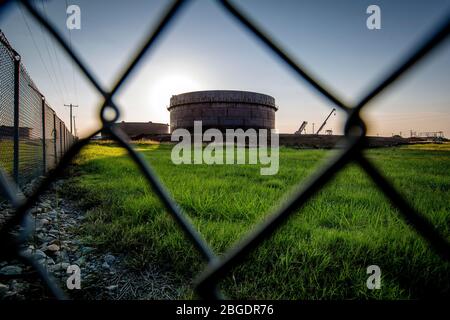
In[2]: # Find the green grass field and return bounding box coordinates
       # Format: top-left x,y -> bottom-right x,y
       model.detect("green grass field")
63,141 -> 450,299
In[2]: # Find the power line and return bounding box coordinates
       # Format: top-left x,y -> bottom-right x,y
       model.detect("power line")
41,0 -> 69,103
36,0 -> 67,104
65,0 -> 78,106
18,3 -> 64,106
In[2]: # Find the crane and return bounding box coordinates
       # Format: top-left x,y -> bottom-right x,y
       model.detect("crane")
315,108 -> 336,135
294,121 -> 308,135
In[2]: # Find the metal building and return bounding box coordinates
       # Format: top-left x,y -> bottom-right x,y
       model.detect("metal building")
168,90 -> 277,133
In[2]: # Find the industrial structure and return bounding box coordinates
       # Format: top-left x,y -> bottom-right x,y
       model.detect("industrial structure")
294,108 -> 336,136
410,131 -> 444,138
294,121 -> 308,135
315,108 -> 336,135
101,121 -> 169,139
168,90 -> 277,133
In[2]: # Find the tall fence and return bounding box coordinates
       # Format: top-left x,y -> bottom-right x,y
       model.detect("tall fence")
0,0 -> 449,300
0,30 -> 74,187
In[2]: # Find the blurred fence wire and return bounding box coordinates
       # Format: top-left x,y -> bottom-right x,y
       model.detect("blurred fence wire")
0,0 -> 449,300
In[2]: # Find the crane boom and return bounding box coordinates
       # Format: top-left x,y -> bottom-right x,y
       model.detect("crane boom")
295,121 -> 308,134
316,108 -> 336,135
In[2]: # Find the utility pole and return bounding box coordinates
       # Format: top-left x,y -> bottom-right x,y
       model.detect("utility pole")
64,103 -> 78,134
312,123 -> 315,134
73,116 -> 77,138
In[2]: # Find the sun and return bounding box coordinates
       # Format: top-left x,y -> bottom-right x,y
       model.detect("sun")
148,74 -> 201,123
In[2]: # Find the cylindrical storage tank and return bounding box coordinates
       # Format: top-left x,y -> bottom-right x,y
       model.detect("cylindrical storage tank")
168,90 -> 277,133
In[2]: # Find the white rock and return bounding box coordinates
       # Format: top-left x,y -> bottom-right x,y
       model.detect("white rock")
106,285 -> 118,291
0,265 -> 22,276
104,254 -> 116,265
34,249 -> 47,259
0,283 -> 9,296
47,244 -> 60,252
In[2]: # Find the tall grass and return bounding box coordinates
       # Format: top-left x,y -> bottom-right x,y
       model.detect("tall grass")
62,142 -> 450,299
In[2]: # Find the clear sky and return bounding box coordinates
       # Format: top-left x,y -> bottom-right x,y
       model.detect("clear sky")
1,0 -> 449,137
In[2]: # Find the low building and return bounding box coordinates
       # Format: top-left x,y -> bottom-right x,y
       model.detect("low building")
0,125 -> 33,139
101,121 -> 169,139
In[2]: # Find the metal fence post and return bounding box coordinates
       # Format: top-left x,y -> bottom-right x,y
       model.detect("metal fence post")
59,121 -> 63,159
63,127 -> 65,153
53,112 -> 57,165
13,54 -> 20,184
41,97 -> 46,174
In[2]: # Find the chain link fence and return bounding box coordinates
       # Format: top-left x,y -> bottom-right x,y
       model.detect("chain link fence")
0,0 -> 449,300
0,28 -> 15,179
0,28 -> 74,188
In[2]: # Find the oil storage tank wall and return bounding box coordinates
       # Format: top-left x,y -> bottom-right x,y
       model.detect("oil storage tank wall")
169,90 -> 277,132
